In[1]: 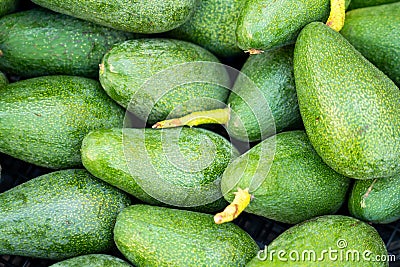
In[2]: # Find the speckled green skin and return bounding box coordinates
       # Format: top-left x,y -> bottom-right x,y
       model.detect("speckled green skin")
340,3 -> 400,86
0,8 -> 135,78
348,0 -> 399,9
0,169 -> 131,260
49,254 -> 133,267
114,204 -> 259,267
0,70 -> 8,88
0,75 -> 125,169
0,0 -> 19,18
247,215 -> 389,266
167,0 -> 243,58
31,0 -> 197,33
236,0 -> 350,51
82,127 -> 236,211
99,38 -> 230,125
221,131 -> 350,224
348,175 -> 400,224
227,46 -> 302,142
294,22 -> 400,179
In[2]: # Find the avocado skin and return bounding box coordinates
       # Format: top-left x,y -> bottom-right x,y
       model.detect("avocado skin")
227,45 -> 302,142
236,0 -> 350,51
0,0 -> 19,17
348,0 -> 399,9
167,0 -> 243,58
99,38 -> 230,125
0,8 -> 136,78
0,70 -> 8,88
82,127 -> 236,211
114,204 -> 259,267
348,175 -> 400,224
30,0 -> 197,33
340,2 -> 400,86
294,22 -> 400,179
0,169 -> 131,260
0,75 -> 125,169
49,254 -> 132,267
221,131 -> 350,224
247,215 -> 389,266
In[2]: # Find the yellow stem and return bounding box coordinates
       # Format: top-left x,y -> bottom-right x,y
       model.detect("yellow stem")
326,0 -> 346,32
360,178 -> 377,208
152,106 -> 230,129
214,188 -> 252,224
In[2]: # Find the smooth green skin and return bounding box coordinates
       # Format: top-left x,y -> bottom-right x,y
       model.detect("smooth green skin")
31,0 -> 197,33
0,0 -> 19,17
0,169 -> 131,260
99,38 -> 230,125
0,8 -> 135,78
82,127 -> 236,211
348,0 -> 399,9
49,254 -> 133,267
340,2 -> 400,86
227,45 -> 302,142
167,0 -> 243,58
0,71 -> 8,88
221,131 -> 350,224
348,175 -> 400,224
236,0 -> 350,51
294,22 -> 400,179
247,215 -> 389,266
0,75 -> 125,169
114,204 -> 259,267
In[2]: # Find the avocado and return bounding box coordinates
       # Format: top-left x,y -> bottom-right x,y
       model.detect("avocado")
0,0 -> 19,18
0,8 -> 136,78
81,127 -> 237,211
114,204 -> 259,266
348,0 -> 399,9
49,254 -> 132,267
99,38 -> 230,125
167,0 -> 243,58
0,75 -> 125,169
0,169 -> 131,260
0,70 -> 7,87
348,175 -> 400,224
30,0 -> 197,33
220,130 -> 350,224
340,2 -> 400,86
227,45 -> 302,142
247,215 -> 389,266
236,0 -> 351,52
294,22 -> 400,179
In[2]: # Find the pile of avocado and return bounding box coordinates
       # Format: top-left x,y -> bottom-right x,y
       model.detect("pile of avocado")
0,0 -> 399,266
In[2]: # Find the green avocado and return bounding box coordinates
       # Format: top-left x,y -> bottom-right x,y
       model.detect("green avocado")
247,215 -> 389,266
0,169 -> 131,260
30,0 -> 198,33
81,127 -> 237,211
0,70 -> 8,88
0,75 -> 125,169
113,204 -> 259,267
221,130 -> 350,224
340,2 -> 400,86
294,22 -> 400,179
348,0 -> 399,9
49,254 -> 132,267
0,0 -> 19,18
0,8 -> 136,78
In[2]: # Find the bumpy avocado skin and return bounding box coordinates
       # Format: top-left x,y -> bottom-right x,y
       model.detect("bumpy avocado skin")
348,175 -> 400,224
340,2 -> 400,86
30,0 -> 197,33
221,131 -> 350,224
114,204 -> 259,267
0,70 -> 8,88
49,254 -> 132,267
0,169 -> 131,260
0,0 -> 19,18
0,75 -> 125,169
294,22 -> 400,179
167,0 -> 243,58
348,0 -> 399,9
99,38 -> 230,125
0,8 -> 136,78
247,215 -> 389,266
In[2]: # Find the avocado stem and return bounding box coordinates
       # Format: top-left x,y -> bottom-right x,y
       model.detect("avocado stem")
152,106 -> 231,129
214,188 -> 252,224
326,0 -> 346,32
360,178 -> 377,208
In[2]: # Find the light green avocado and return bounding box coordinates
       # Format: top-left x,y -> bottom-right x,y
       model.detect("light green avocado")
294,22 -> 400,179
348,0 -> 399,9
49,254 -> 132,267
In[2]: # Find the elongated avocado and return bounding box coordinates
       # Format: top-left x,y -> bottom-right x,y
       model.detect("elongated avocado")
114,204 -> 259,267
0,75 -> 125,169
49,254 -> 132,267
294,22 -> 400,179
0,169 -> 131,260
